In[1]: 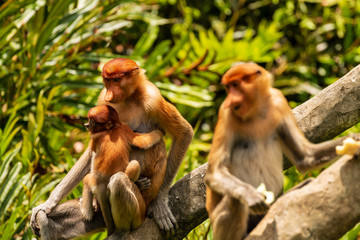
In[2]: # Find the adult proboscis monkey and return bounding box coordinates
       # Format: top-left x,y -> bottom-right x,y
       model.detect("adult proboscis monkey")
205,63 -> 359,239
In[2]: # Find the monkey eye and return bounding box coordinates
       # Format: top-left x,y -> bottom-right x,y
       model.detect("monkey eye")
104,78 -> 111,82
113,78 -> 120,82
231,82 -> 239,88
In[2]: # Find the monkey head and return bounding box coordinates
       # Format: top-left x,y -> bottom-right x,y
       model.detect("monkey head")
85,105 -> 120,133
221,63 -> 272,121
102,58 -> 140,103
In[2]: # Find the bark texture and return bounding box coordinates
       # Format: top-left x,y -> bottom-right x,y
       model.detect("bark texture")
127,164 -> 208,240
246,154 -> 360,240
293,65 -> 360,142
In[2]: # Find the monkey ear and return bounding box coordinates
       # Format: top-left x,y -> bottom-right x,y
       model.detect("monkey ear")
105,121 -> 114,130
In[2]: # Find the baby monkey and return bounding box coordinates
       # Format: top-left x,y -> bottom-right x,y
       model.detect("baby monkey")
80,105 -> 164,236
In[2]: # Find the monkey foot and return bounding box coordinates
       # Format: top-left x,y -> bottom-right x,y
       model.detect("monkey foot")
30,201 -> 53,237
147,197 -> 177,235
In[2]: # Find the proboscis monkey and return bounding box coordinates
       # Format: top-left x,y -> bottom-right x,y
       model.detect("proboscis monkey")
205,63 -> 359,240
80,105 -> 165,236
31,58 -> 193,238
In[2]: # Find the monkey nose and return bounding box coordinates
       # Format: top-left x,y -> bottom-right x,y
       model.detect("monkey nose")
105,91 -> 114,102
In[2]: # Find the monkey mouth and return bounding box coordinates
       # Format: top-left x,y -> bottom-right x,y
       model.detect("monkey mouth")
84,122 -> 90,130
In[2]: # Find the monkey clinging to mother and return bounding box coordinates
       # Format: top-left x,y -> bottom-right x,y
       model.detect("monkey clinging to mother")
80,104 -> 166,238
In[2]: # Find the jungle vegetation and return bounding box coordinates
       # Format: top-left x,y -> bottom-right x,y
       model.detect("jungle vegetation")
1,0 -> 360,239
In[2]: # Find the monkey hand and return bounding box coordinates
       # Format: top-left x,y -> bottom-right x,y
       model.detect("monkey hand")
245,189 -> 269,215
135,177 -> 151,191
147,195 -> 177,235
30,201 -> 54,236
336,137 -> 360,156
256,183 -> 275,205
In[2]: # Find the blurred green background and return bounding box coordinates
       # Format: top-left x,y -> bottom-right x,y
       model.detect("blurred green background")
1,0 -> 360,239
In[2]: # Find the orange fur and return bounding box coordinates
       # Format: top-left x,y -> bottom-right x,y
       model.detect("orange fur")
97,59 -> 193,232
81,105 -> 164,236
206,63 -> 295,239
30,57 -> 192,238
90,126 -> 133,176
102,58 -> 139,79
206,63 -> 348,240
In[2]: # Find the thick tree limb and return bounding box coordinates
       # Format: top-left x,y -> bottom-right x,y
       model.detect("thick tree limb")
39,65 -> 360,239
293,65 -> 360,142
127,164 -> 208,240
246,154 -> 360,240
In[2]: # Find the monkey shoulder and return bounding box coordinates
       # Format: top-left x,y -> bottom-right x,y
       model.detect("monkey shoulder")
142,81 -> 162,110
269,88 -> 292,113
267,88 -> 293,129
100,129 -> 131,150
142,82 -> 184,129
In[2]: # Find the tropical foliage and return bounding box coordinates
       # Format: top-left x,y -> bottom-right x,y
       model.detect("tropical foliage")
1,0 -> 360,239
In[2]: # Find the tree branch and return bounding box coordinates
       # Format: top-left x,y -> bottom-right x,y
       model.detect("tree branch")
246,154 -> 360,240
293,65 -> 360,142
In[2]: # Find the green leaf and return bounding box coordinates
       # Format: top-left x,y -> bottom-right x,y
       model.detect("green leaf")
35,18 -> 60,55
0,145 -> 21,185
155,82 -> 213,101
2,111 -> 20,143
0,162 -> 23,218
62,147 -> 76,169
60,80 -> 103,89
96,20 -> 133,35
0,126 -> 21,157
1,205 -> 20,240
47,0 -> 73,20
20,129 -> 33,161
339,222 -> 360,240
148,34 -> 189,79
13,0 -> 46,29
132,25 -> 160,57
34,90 -> 45,139
143,40 -> 171,71
0,111 -> 22,156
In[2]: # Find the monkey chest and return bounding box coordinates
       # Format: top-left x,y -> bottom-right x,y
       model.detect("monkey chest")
230,137 -> 284,196
113,104 -> 151,131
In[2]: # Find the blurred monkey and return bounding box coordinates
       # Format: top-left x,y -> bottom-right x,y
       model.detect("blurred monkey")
205,63 -> 354,239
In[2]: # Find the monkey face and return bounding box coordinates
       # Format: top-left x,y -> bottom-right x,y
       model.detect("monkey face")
102,58 -> 140,103
222,82 -> 257,120
86,105 -> 119,133
103,78 -> 125,103
222,63 -> 271,121
85,119 -> 99,133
